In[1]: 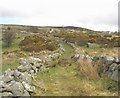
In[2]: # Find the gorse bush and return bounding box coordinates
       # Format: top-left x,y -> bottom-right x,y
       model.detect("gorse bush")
19,34 -> 58,52
103,34 -> 112,37
54,32 -> 120,47
110,36 -> 120,47
54,32 -> 89,46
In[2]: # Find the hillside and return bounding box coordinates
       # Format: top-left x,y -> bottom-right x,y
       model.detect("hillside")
1,24 -> 100,34
0,24 -> 119,97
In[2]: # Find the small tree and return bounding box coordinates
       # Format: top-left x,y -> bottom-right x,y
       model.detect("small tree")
3,30 -> 16,47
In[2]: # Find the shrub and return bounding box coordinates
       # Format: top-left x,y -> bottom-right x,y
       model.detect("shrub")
103,34 -> 112,38
54,32 -> 89,46
54,32 -> 119,48
110,36 -> 120,47
3,30 -> 16,47
19,34 -> 58,52
89,34 -> 101,39
88,38 -> 96,43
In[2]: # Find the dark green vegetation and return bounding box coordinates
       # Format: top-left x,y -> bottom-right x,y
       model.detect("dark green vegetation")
3,28 -> 16,47
1,24 -> 119,96
2,38 -> 25,73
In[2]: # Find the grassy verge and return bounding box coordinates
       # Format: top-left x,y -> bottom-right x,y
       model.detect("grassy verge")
2,59 -> 19,73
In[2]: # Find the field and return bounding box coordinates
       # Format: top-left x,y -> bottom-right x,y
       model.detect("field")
1,25 -> 119,96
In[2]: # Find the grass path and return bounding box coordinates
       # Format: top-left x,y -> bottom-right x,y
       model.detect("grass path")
33,42 -> 117,96
33,42 -> 82,96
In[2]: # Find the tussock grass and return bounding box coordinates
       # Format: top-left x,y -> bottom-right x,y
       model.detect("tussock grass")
77,59 -> 100,80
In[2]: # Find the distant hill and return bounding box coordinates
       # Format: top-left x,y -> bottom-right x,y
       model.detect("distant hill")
1,24 -> 101,34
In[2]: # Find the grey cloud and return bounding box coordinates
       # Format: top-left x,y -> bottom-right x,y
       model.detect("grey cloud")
0,9 -> 25,18
78,13 -> 117,27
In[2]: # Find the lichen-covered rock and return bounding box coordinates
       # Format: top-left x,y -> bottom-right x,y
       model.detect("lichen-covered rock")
103,56 -> 115,65
4,68 -> 14,76
1,92 -> 13,96
17,65 -> 27,72
110,70 -> 119,81
109,63 -> 118,72
2,75 -> 14,83
3,81 -> 24,96
23,90 -> 30,96
0,57 -> 50,96
19,58 -> 29,66
22,81 -> 35,93
13,70 -> 22,82
13,70 -> 32,84
87,43 -> 100,48
20,72 -> 32,84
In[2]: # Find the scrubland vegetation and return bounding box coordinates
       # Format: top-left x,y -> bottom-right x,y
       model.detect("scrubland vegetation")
1,25 -> 119,96
54,32 -> 120,47
19,34 -> 58,52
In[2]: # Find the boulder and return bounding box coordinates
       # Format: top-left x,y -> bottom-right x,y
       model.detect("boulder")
103,56 -> 115,65
17,65 -> 27,72
4,68 -> 14,76
108,71 -> 113,77
19,58 -> 29,66
92,56 -> 100,62
87,43 -> 100,48
28,57 -> 42,65
23,90 -> 30,96
19,72 -> 32,84
14,71 -> 32,84
29,70 -> 35,77
84,55 -> 92,61
4,81 -> 24,96
115,58 -> 120,64
17,65 -> 32,73
13,70 -> 22,82
110,70 -> 119,81
2,69 -> 14,83
2,92 -> 13,96
22,81 -> 35,93
109,63 -> 118,71
72,54 -> 80,61
2,75 -> 14,83
31,66 -> 38,73
0,57 -> 45,96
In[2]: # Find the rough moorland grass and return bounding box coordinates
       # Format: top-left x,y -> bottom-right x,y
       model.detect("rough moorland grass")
77,45 -> 118,57
33,65 -> 88,96
2,39 -> 21,73
33,64 -> 118,96
32,42 -> 118,96
77,59 -> 100,80
2,39 -> 21,52
2,59 -> 19,73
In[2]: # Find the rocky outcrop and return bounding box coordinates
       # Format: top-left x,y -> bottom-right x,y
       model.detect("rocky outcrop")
87,43 -> 100,48
73,52 -> 120,82
0,57 -> 45,97
97,56 -> 120,82
1,45 -> 65,97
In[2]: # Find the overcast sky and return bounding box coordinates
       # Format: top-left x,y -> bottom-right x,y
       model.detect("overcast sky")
0,0 -> 119,31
